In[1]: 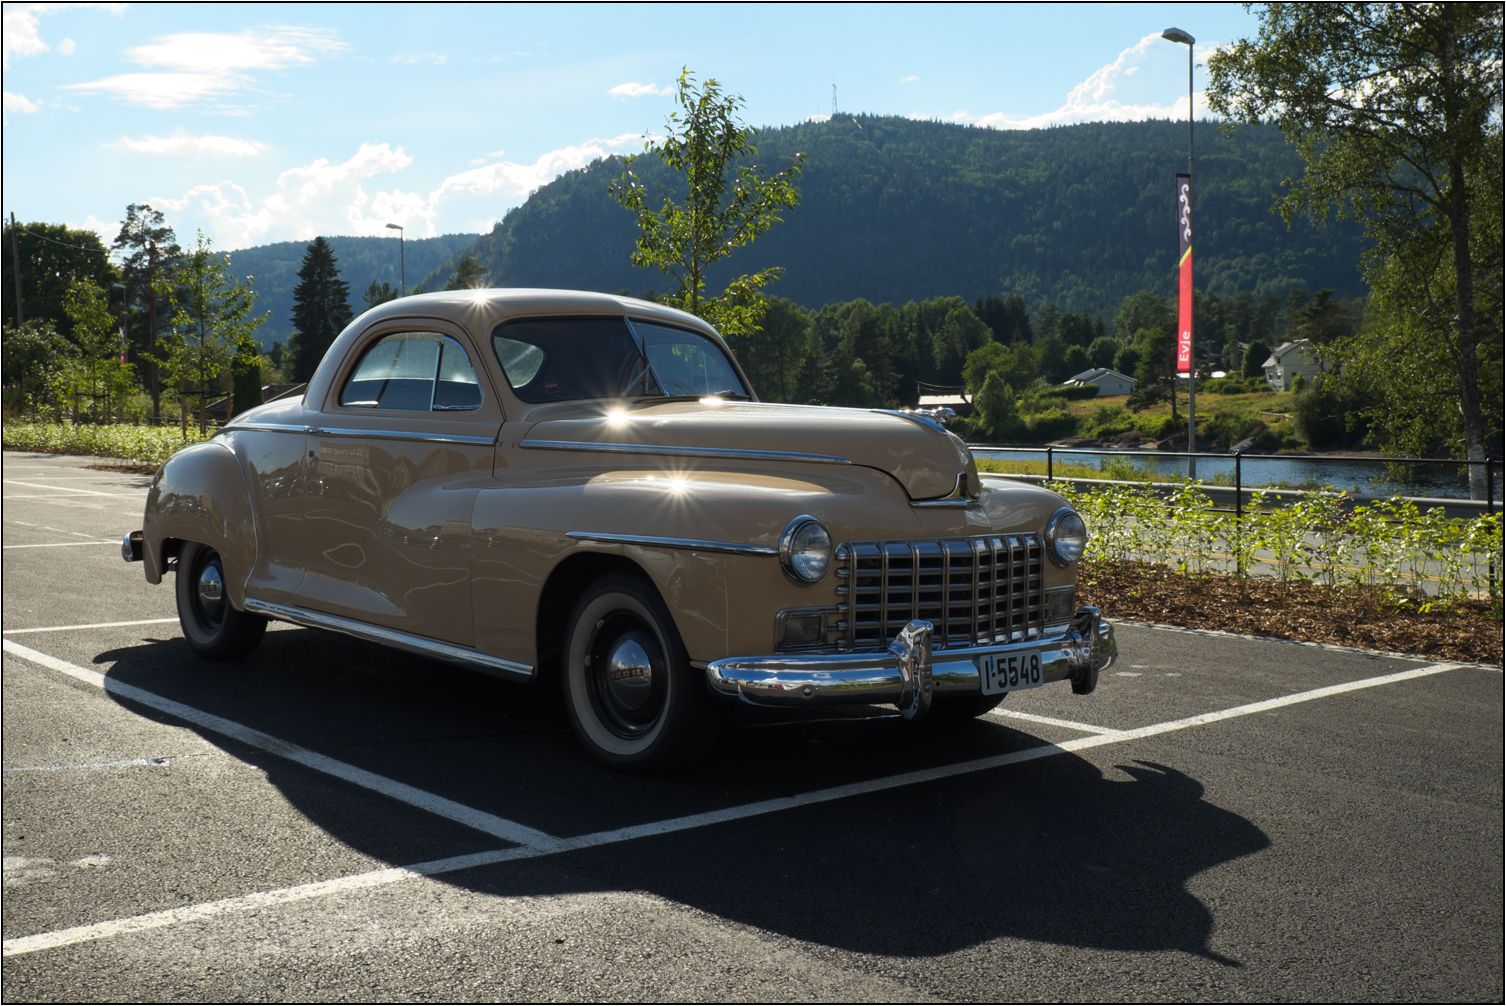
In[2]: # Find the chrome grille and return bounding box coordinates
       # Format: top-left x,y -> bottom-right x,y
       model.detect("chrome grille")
833,534 -> 1046,651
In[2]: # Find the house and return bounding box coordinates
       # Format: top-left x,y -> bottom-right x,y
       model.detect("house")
1261,339 -> 1321,392
1063,368 -> 1137,397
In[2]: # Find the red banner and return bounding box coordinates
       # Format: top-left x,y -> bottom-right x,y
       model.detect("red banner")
1176,173 -> 1192,375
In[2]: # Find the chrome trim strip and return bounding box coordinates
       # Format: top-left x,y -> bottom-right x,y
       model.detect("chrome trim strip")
911,472 -> 979,509
874,408 -> 948,435
307,426 -> 497,446
706,610 -> 1115,707
520,439 -> 851,465
243,599 -> 534,681
566,531 -> 778,557
223,422 -> 307,434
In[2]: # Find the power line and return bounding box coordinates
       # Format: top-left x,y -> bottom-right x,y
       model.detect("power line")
6,222 -> 111,257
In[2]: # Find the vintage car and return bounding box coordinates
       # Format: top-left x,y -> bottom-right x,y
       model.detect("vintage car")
124,289 -> 1117,773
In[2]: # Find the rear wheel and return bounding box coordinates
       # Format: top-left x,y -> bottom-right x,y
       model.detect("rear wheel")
562,572 -> 718,774
175,542 -> 267,660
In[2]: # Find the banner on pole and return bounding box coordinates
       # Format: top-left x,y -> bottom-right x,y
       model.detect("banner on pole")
1176,173 -> 1193,376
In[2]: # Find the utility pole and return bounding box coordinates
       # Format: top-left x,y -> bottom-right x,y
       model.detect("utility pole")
9,212 -> 24,325
1163,26 -> 1196,477
385,223 -> 406,296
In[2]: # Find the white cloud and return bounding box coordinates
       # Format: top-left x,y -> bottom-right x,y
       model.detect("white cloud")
609,82 -> 671,98
57,37 -> 76,55
4,3 -> 123,69
72,213 -> 119,243
64,26 -> 347,108
112,133 -> 271,157
152,134 -> 644,249
972,34 -> 1216,130
900,75 -> 919,83
392,52 -> 448,65
4,90 -> 41,119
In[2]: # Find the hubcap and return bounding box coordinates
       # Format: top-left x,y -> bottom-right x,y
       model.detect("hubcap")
194,554 -> 226,627
586,618 -> 667,739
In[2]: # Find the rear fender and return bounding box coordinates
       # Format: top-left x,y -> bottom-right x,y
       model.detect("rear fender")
142,440 -> 258,609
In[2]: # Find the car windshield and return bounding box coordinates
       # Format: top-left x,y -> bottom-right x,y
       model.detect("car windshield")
491,316 -> 748,404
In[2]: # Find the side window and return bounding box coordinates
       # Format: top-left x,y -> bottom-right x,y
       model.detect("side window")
340,332 -> 482,411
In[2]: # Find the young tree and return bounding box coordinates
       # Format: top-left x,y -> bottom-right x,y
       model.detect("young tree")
1208,2 -> 1503,494
361,279 -> 399,311
286,237 -> 353,382
62,279 -> 125,422
160,232 -> 266,435
1,320 -> 77,419
113,204 -> 181,419
443,256 -> 489,290
611,68 -> 803,340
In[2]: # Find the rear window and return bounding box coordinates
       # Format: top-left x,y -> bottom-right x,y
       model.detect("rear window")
340,331 -> 482,411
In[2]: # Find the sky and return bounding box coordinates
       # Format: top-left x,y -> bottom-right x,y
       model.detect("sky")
2,2 -> 1258,252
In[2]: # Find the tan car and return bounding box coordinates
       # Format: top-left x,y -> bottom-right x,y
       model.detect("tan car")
124,289 -> 1116,773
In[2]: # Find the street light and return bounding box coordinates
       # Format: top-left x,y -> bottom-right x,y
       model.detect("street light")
1162,26 -> 1196,477
385,223 -> 405,297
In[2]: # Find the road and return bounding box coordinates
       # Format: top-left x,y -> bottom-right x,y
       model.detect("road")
3,450 -> 1502,1002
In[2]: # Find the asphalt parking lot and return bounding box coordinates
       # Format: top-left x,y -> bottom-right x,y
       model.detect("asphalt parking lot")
3,450 -> 1502,1003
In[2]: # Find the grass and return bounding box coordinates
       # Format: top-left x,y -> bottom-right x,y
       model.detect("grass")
2,421 -> 213,467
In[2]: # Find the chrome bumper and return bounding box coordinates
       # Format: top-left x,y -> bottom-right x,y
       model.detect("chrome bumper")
705,606 -> 1116,718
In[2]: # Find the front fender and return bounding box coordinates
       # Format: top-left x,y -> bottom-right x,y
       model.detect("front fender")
142,440 -> 258,609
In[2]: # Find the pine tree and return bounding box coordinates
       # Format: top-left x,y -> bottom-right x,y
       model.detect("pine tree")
287,237 -> 352,382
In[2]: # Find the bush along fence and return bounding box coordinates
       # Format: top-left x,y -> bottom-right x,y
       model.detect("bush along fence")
1047,479 -> 1503,612
1,422 -> 213,468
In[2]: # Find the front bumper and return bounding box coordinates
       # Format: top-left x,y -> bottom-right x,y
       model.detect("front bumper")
705,606 -> 1116,718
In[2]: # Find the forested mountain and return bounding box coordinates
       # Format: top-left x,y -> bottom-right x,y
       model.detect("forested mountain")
445,116 -> 1365,315
226,234 -> 474,348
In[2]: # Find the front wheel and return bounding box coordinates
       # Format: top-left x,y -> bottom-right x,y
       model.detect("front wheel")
562,573 -> 718,774
175,542 -> 267,660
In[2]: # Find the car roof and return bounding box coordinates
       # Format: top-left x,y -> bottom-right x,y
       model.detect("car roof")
352,288 -> 718,338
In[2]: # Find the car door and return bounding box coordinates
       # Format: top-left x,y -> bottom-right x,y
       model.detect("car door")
297,323 -> 501,645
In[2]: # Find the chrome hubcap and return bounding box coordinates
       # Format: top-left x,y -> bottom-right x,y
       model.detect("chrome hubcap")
195,557 -> 226,625
604,637 -> 655,711
586,618 -> 667,739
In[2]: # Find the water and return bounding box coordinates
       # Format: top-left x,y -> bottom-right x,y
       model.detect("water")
970,448 -> 1502,502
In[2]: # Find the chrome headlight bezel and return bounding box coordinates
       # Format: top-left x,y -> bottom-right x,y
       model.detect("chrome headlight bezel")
1045,507 -> 1088,567
778,515 -> 832,584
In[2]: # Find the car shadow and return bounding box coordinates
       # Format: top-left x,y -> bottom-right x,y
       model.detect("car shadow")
95,627 -> 1268,962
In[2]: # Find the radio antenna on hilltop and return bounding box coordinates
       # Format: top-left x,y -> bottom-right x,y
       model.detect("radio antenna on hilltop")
831,78 -> 836,117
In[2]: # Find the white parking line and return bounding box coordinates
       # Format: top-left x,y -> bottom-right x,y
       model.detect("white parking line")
3,541 -> 119,549
1,640 -> 557,849
2,480 -> 140,497
0,648 -> 1466,958
986,708 -> 1124,735
3,618 -> 179,635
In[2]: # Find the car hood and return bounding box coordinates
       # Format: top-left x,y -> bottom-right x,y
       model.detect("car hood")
519,400 -> 978,501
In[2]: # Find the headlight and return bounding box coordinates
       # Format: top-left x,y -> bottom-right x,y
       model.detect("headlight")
779,515 -> 832,583
1045,507 -> 1088,566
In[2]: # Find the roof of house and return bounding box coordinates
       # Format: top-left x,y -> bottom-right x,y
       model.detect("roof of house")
1064,368 -> 1136,385
1262,339 -> 1312,368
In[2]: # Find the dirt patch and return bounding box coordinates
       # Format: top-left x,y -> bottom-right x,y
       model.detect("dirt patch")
1080,561 -> 1503,666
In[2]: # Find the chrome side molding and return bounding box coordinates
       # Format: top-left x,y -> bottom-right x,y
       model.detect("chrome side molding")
520,439 -> 852,465
243,598 -> 534,682
224,422 -> 496,447
566,531 -> 778,557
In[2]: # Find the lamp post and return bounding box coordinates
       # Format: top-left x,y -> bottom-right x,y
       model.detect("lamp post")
385,223 -> 405,297
1162,25 -> 1196,477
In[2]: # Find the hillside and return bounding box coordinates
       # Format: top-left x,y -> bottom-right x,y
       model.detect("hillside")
450,116 -> 1366,315
227,233 -> 475,348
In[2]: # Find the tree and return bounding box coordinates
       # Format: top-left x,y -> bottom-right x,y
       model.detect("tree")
1128,326 -> 1181,423
3,220 -> 119,337
160,232 -> 266,435
1208,2 -> 1504,494
62,279 -> 125,423
611,68 -> 803,340
443,255 -> 489,290
724,296 -> 810,401
286,237 -> 353,382
1242,339 -> 1272,380
361,279 -> 399,311
975,372 -> 1021,441
1,320 -> 77,419
113,204 -> 181,419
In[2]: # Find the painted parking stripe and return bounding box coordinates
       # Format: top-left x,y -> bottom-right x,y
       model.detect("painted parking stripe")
1,640 -> 558,850
986,708 -> 1124,735
3,541 -> 120,549
0,657 -> 1466,958
2,480 -> 141,497
3,618 -> 179,635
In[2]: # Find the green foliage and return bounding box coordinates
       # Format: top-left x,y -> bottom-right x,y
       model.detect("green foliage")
63,279 -> 131,423
286,237 -> 353,383
610,68 -> 802,340
1208,2 -> 1504,490
1052,480 -> 1503,610
443,255 -> 489,290
724,295 -> 809,402
1241,339 -> 1271,379
974,373 -> 1021,441
2,421 -> 212,464
361,280 -> 399,311
1,320 -> 78,419
112,203 -> 182,417
1,220 -> 119,338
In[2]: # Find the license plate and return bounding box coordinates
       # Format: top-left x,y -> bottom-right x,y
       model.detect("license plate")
978,648 -> 1045,695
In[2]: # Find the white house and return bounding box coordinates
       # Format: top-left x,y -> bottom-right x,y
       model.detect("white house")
1063,368 -> 1137,397
1262,339 -> 1322,392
